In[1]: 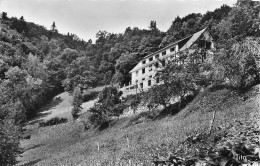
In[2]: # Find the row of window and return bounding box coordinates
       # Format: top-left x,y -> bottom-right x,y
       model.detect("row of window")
142,46 -> 176,65
129,77 -> 160,89
136,60 -> 166,76
135,60 -> 165,76
137,76 -> 160,82
139,80 -> 152,88
137,77 -> 160,88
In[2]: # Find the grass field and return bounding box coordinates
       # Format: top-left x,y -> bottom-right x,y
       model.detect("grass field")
17,85 -> 260,166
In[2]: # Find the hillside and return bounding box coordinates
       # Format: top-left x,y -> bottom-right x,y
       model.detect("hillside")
17,84 -> 260,166
1,1 -> 260,165
0,1 -> 257,122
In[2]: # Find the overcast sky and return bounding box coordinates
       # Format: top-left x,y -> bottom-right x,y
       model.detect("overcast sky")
0,0 -> 235,42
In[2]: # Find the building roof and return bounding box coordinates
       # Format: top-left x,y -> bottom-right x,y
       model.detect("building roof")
130,28 -> 208,73
179,28 -> 207,51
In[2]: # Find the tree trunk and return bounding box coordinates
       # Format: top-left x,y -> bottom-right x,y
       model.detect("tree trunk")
179,96 -> 182,112
163,102 -> 167,111
209,109 -> 217,135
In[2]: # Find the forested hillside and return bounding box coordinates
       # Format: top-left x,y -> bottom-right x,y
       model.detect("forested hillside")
0,0 -> 260,165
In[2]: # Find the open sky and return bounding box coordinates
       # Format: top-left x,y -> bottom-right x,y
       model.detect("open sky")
0,0 -> 235,42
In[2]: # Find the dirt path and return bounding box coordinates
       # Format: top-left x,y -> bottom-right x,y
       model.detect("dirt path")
28,87 -> 103,126
17,87 -> 104,165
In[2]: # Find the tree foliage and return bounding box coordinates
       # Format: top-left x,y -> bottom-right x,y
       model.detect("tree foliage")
71,87 -> 83,119
213,38 -> 260,89
0,120 -> 21,166
143,84 -> 173,110
1,1 -> 260,164
88,86 -> 123,125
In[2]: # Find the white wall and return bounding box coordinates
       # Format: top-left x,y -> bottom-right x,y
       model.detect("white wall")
130,44 -> 178,88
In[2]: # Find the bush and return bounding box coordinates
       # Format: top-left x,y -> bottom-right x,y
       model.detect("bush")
143,84 -> 172,110
39,117 -> 68,127
71,87 -> 83,119
0,121 -> 21,166
87,86 -> 124,122
86,103 -> 126,127
86,102 -> 126,127
71,107 -> 81,120
82,91 -> 99,102
87,112 -> 107,127
72,87 -> 83,108
112,103 -> 127,116
213,38 -> 260,89
121,94 -> 140,107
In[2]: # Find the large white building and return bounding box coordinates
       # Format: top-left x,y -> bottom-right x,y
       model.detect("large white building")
122,28 -> 214,93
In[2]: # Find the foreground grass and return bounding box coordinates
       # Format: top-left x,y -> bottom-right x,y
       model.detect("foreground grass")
17,85 -> 260,166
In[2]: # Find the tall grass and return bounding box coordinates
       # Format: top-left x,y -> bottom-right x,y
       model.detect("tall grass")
19,85 -> 259,166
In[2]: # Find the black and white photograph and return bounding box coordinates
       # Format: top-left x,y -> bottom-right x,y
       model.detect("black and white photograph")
0,0 -> 259,165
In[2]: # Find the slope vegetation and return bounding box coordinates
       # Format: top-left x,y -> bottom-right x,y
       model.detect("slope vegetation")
17,84 -> 260,166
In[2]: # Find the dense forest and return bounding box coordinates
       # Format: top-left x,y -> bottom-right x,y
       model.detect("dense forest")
0,0 -> 260,165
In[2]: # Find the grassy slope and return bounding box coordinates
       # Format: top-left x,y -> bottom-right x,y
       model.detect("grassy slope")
17,85 -> 260,166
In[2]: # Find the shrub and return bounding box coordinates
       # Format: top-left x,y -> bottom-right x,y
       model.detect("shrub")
112,103 -> 127,116
87,102 -> 126,127
39,117 -> 68,127
71,87 -> 83,119
87,112 -> 107,127
122,94 -> 141,107
82,91 -> 99,102
87,86 -> 123,124
0,121 -> 21,166
72,87 -> 83,108
143,84 -> 172,110
213,38 -> 260,89
71,107 -> 81,120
